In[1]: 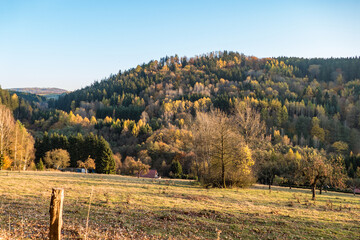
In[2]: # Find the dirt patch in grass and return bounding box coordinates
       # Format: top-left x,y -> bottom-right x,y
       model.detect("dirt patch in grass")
170,193 -> 214,202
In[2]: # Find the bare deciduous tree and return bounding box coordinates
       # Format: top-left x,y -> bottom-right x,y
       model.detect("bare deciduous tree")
193,110 -> 254,188
0,105 -> 34,170
0,105 -> 15,156
301,150 -> 330,200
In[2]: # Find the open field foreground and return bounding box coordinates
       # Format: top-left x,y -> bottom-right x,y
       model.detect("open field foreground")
0,171 -> 359,239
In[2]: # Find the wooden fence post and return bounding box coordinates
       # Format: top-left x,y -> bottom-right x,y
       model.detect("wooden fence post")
49,188 -> 64,240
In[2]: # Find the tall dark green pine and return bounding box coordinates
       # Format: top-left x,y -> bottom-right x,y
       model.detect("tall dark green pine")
84,133 -> 98,163
95,137 -> 115,174
101,146 -> 115,174
68,133 -> 85,167
170,160 -> 183,177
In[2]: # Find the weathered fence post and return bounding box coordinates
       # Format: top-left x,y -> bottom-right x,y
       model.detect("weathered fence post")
49,188 -> 64,240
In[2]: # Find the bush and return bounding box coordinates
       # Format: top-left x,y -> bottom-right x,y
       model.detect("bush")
36,159 -> 45,171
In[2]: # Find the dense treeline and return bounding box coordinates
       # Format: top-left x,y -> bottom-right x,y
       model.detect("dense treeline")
2,52 -> 360,192
35,132 -> 115,174
277,57 -> 360,82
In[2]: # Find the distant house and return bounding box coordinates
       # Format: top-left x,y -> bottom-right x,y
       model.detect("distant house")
141,169 -> 159,178
76,168 -> 87,173
62,167 -> 93,173
355,188 -> 360,194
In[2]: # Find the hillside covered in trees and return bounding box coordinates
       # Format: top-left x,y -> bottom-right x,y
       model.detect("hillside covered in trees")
1,51 -> 360,194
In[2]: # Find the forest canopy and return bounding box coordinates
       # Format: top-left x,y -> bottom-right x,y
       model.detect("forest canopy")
1,51 -> 360,190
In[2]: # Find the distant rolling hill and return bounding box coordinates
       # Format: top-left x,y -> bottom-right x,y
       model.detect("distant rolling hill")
9,87 -> 68,99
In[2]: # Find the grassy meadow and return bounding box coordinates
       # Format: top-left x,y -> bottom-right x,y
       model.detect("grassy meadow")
0,171 -> 359,239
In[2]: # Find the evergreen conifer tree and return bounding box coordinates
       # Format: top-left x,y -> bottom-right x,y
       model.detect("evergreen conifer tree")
96,137 -> 115,174
170,160 -> 182,178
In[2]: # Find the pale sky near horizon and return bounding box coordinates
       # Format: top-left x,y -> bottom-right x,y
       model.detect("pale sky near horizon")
0,0 -> 359,91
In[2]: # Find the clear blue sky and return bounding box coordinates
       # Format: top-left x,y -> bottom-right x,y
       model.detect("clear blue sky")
1,0 -> 359,91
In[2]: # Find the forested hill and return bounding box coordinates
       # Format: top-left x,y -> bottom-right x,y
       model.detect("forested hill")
9,51 -> 360,180
53,52 -> 360,152
54,53 -> 360,115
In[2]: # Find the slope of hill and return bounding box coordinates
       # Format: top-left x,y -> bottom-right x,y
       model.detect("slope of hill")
9,87 -> 68,95
8,90 -> 46,103
9,87 -> 68,100
52,52 -> 360,154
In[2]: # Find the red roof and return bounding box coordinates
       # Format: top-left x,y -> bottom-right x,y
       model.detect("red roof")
141,169 -> 158,178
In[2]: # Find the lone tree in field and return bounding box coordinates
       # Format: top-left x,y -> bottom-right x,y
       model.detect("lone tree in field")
301,149 -> 330,200
44,149 -> 70,170
77,156 -> 96,173
193,110 -> 254,188
300,149 -> 346,200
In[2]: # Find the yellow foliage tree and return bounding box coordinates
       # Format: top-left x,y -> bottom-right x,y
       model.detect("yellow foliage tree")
2,155 -> 12,170
90,116 -> 97,125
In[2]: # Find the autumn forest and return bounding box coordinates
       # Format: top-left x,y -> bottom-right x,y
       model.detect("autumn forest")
1,51 -> 360,197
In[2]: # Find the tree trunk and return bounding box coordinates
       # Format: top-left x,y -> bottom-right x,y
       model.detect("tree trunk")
195,157 -> 200,179
319,185 -> 323,195
221,135 -> 226,188
14,126 -> 17,169
222,162 -> 225,188
269,177 -> 274,190
0,111 -> 4,155
312,185 -> 316,200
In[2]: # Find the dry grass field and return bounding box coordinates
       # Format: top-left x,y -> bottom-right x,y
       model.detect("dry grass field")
0,171 -> 359,239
